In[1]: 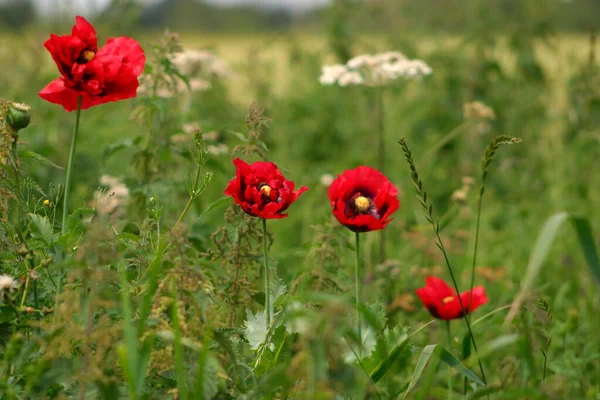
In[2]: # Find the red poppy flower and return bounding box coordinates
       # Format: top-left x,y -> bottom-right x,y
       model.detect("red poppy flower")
224,158 -> 308,219
328,166 -> 399,232
39,16 -> 145,111
416,276 -> 488,320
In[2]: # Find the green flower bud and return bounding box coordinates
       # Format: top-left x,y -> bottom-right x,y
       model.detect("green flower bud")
7,102 -> 31,131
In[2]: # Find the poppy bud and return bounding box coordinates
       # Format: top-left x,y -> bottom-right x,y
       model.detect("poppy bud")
7,102 -> 31,131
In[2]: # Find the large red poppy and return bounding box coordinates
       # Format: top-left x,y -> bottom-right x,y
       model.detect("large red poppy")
416,276 -> 488,320
328,166 -> 399,232
224,158 -> 308,219
39,16 -> 145,111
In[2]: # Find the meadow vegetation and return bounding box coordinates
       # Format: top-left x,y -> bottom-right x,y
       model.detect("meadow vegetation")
0,2 -> 599,399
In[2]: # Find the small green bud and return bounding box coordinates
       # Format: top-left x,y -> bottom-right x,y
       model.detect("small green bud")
7,102 -> 31,131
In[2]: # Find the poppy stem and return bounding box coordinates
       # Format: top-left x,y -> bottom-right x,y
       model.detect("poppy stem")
262,218 -> 271,329
375,86 -> 386,264
61,96 -> 82,235
355,231 -> 361,357
446,320 -> 453,399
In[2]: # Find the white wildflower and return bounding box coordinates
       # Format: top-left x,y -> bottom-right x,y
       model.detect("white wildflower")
319,64 -> 348,85
338,71 -> 364,87
96,175 -> 129,217
319,174 -> 334,187
320,50 -> 432,87
188,78 -> 212,92
207,144 -> 229,156
169,49 -> 231,78
0,275 -> 18,292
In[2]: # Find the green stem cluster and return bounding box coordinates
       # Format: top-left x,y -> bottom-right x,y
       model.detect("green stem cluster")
399,137 -> 487,385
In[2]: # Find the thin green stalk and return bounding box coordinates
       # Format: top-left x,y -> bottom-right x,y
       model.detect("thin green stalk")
173,157 -> 203,229
11,139 -> 21,225
19,273 -> 30,307
375,87 -> 386,263
468,135 -> 521,319
262,218 -> 271,329
468,189 -> 483,319
399,137 -> 487,385
355,231 -> 361,357
446,321 -> 453,400
61,96 -> 83,235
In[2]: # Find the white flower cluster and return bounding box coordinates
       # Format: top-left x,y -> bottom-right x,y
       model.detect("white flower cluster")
319,51 -> 432,87
0,274 -> 18,293
169,50 -> 232,78
139,49 -> 232,98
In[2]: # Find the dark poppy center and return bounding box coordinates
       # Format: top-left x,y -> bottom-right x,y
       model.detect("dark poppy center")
77,49 -> 96,64
344,191 -> 382,219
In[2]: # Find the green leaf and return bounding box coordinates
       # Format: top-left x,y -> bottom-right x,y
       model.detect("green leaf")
244,309 -> 267,351
369,320 -> 435,383
66,208 -> 95,235
369,334 -> 410,383
403,345 -> 484,399
505,212 -> 600,325
18,150 -> 63,170
466,386 -> 544,399
228,130 -> 248,143
102,139 -> 134,162
28,213 -> 54,246
199,196 -> 230,219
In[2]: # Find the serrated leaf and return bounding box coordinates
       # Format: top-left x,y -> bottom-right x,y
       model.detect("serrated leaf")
28,213 -> 54,246
244,309 -> 267,351
18,150 -> 63,170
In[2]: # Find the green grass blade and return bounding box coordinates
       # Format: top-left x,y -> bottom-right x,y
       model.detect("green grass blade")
119,263 -> 138,400
138,236 -> 168,337
171,284 -> 188,400
369,320 -> 435,383
505,212 -> 600,325
403,344 -> 484,399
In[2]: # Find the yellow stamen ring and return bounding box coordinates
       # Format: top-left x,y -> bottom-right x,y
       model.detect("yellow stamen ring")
260,185 -> 272,197
81,50 -> 96,62
354,196 -> 370,213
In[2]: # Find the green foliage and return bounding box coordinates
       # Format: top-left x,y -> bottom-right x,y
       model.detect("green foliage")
1,4 -> 600,398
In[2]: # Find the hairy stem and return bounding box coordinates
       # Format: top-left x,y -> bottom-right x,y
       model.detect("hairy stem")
173,157 -> 203,229
447,320 -> 453,399
355,231 -> 361,357
62,96 -> 83,235
375,87 -> 386,264
262,218 -> 271,329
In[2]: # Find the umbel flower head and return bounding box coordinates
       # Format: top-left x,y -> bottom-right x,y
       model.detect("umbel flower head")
39,16 -> 145,111
328,166 -> 399,232
225,158 -> 308,219
0,274 -> 18,298
319,51 -> 432,87
416,276 -> 488,320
